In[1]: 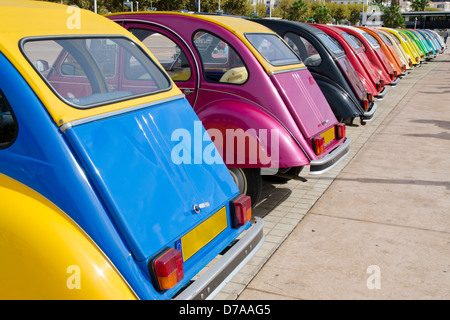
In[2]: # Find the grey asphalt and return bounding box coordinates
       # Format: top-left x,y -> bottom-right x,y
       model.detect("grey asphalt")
235,53 -> 450,300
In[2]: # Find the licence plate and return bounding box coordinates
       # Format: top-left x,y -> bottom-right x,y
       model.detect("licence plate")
321,127 -> 335,145
176,206 -> 228,262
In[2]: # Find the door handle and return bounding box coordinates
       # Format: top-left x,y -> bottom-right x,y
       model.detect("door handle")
184,88 -> 194,95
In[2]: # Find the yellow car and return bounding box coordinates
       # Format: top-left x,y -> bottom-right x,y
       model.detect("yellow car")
382,28 -> 420,67
0,0 -> 264,300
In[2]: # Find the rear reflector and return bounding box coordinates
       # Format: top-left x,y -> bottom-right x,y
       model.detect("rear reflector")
313,135 -> 325,155
231,195 -> 252,228
363,99 -> 369,111
151,248 -> 184,291
335,123 -> 346,140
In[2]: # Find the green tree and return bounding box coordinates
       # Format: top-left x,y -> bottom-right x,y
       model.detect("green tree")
411,0 -> 430,11
222,0 -> 253,15
347,3 -> 363,25
327,3 -> 347,24
382,5 -> 405,27
286,0 -> 309,22
312,4 -> 332,23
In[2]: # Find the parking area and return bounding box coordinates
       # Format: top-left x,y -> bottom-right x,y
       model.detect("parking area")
214,53 -> 450,300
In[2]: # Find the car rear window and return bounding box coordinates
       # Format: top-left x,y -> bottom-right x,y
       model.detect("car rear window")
22,37 -> 171,108
245,33 -> 301,66
363,32 -> 380,48
341,33 -> 363,50
316,33 -> 344,55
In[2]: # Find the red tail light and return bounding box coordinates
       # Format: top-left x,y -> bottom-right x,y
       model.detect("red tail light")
380,79 -> 385,87
416,57 -> 419,62
409,59 -> 413,67
151,248 -> 184,291
368,92 -> 373,103
363,98 -> 369,111
376,82 -> 381,92
313,135 -> 325,155
335,123 -> 346,140
390,73 -> 395,80
231,194 -> 252,228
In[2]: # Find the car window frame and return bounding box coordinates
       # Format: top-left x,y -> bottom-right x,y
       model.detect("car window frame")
192,29 -> 250,86
0,88 -> 18,149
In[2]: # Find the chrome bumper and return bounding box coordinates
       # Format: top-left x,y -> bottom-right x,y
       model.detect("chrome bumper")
388,77 -> 400,86
362,102 -> 378,123
309,137 -> 351,175
174,217 -> 264,300
376,86 -> 388,100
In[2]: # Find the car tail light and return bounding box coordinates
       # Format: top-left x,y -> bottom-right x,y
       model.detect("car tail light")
421,55 -> 424,59
409,58 -> 413,67
416,57 -> 419,62
363,98 -> 369,111
368,92 -> 373,103
380,79 -> 385,87
335,123 -> 346,140
390,73 -> 395,80
376,82 -> 381,92
402,65 -> 406,72
313,135 -> 325,155
151,248 -> 184,291
231,194 -> 252,228
394,70 -> 398,77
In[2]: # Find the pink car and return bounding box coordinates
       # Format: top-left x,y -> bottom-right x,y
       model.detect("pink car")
108,12 -> 350,204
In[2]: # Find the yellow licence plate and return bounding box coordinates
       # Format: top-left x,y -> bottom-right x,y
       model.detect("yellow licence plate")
321,127 -> 335,145
177,206 -> 228,262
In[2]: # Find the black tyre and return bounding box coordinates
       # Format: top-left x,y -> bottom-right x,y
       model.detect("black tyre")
228,168 -> 262,207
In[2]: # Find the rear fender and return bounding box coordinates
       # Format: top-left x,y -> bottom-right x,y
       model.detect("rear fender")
312,73 -> 363,119
0,174 -> 137,300
197,100 -> 310,169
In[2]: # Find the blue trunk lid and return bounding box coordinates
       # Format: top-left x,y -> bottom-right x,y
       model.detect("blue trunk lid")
63,96 -> 238,262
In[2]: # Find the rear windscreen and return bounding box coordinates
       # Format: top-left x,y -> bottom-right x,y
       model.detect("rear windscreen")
22,37 -> 171,108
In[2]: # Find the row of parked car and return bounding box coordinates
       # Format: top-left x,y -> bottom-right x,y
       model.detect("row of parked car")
0,0 -> 446,300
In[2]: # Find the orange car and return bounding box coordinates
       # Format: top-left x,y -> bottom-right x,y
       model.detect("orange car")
357,26 -> 406,78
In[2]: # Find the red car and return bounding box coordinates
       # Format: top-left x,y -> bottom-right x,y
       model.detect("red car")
313,24 -> 387,99
337,25 -> 400,86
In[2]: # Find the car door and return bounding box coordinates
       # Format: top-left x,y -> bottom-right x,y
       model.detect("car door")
125,23 -> 199,107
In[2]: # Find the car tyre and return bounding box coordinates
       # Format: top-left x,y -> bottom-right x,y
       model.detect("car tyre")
228,168 -> 262,207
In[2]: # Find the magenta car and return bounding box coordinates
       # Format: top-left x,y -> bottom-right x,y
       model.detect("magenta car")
108,12 -> 350,204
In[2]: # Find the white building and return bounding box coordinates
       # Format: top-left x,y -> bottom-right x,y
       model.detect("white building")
430,0 -> 450,10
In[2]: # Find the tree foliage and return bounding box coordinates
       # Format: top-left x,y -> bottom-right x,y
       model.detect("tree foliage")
411,0 -> 430,11
382,5 -> 405,27
312,5 -> 332,24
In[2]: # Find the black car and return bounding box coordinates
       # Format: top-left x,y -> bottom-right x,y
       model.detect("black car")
253,19 -> 377,125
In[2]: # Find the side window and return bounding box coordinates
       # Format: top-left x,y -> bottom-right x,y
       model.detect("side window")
0,89 -> 18,148
130,28 -> 191,82
284,32 -> 322,67
193,31 -> 248,85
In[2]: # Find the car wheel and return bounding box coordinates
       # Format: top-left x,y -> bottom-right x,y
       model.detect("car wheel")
228,168 -> 262,207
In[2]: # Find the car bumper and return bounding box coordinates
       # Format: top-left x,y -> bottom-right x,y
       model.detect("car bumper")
309,137 -> 351,175
375,86 -> 388,100
174,217 -> 264,300
388,77 -> 400,86
362,102 -> 378,123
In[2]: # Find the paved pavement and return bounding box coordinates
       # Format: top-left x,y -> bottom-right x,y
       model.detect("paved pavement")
214,53 -> 450,300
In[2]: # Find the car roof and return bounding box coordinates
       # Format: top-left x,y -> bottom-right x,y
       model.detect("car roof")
107,11 -> 305,74
0,0 -> 181,127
